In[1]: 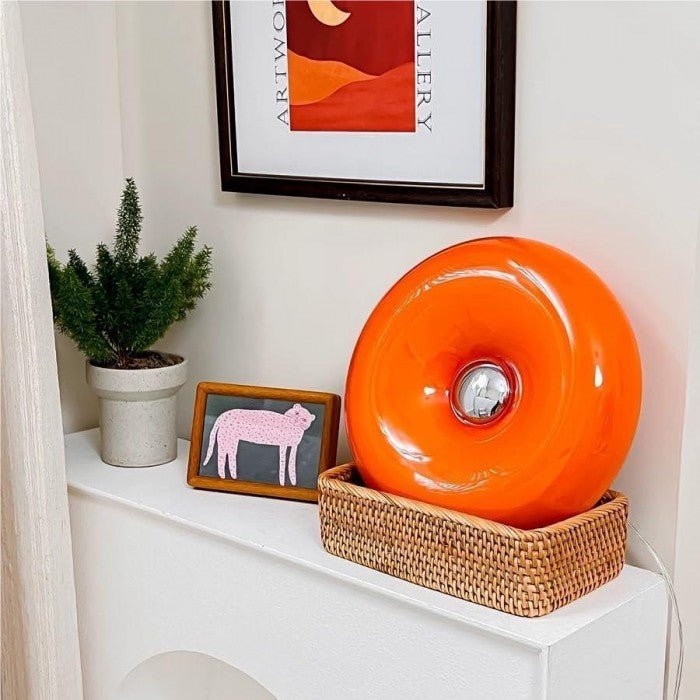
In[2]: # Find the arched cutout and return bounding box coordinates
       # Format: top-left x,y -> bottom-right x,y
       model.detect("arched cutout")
117,650 -> 275,700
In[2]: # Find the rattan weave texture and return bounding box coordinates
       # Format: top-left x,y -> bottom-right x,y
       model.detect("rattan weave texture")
318,464 -> 628,617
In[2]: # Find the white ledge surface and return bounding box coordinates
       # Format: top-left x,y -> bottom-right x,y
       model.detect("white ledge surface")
65,428 -> 663,650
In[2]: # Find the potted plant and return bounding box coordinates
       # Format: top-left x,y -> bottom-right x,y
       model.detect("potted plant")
47,178 -> 212,467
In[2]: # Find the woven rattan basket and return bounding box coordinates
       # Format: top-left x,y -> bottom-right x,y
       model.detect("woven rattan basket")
318,464 -> 628,617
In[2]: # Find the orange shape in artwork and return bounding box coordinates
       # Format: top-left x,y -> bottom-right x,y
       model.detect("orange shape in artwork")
288,50 -> 375,106
290,62 -> 415,132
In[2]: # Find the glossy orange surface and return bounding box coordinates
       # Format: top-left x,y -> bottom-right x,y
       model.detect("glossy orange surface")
345,238 -> 642,529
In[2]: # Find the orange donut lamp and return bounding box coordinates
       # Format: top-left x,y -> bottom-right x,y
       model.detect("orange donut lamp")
345,237 -> 642,529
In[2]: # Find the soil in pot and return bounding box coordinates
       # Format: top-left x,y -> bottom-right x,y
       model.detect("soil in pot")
92,351 -> 183,371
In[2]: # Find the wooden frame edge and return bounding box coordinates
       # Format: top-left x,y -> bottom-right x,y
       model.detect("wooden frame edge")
187,382 -> 341,503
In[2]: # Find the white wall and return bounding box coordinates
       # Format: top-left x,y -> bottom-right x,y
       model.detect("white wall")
674,224 -> 700,693
21,0 -> 700,573
19,1 -> 700,694
20,1 -> 124,433
113,0 -> 700,571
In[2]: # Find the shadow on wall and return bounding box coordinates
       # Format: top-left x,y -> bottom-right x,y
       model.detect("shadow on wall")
117,650 -> 275,700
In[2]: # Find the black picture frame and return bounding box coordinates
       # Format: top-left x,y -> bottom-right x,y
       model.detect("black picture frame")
212,1 -> 516,208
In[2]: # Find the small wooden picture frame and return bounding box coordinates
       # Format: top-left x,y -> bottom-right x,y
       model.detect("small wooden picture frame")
187,382 -> 341,502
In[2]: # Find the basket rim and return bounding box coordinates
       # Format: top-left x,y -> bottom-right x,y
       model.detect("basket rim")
319,463 -> 628,541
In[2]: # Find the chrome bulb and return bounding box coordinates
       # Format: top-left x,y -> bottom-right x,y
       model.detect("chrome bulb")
452,363 -> 512,425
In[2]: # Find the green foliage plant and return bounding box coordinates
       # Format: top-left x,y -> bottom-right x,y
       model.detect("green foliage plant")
47,178 -> 212,369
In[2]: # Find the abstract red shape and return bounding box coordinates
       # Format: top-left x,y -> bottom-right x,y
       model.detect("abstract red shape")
286,0 -> 415,132
291,62 -> 415,132
285,0 -> 414,76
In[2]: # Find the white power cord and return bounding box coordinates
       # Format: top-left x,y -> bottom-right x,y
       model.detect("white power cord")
629,523 -> 684,700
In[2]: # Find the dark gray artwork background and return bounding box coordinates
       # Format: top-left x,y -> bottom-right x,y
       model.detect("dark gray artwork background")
198,394 -> 325,489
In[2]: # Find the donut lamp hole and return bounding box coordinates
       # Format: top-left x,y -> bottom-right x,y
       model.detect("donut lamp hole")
450,361 -> 514,425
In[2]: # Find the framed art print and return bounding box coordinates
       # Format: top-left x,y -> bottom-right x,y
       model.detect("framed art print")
187,382 -> 341,502
212,1 -> 516,208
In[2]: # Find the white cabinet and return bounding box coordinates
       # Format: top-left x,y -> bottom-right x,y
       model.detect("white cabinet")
66,430 -> 667,699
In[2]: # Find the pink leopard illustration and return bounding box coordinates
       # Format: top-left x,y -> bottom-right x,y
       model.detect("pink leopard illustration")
203,404 -> 315,485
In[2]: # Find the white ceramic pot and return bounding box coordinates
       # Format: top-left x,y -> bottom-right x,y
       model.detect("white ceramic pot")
86,354 -> 188,467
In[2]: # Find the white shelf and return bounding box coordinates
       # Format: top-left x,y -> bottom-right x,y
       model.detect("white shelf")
68,430 -> 667,700
66,428 -> 662,648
